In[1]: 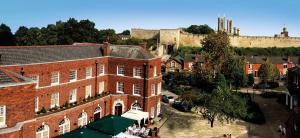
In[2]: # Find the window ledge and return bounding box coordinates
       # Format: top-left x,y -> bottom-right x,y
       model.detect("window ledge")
0,124 -> 7,129
117,91 -> 124,94
117,74 -> 125,76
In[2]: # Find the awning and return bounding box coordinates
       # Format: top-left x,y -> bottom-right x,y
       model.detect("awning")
57,126 -> 111,138
121,110 -> 149,124
114,132 -> 142,138
87,115 -> 135,136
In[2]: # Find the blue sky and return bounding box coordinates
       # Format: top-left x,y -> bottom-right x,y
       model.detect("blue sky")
0,0 -> 299,36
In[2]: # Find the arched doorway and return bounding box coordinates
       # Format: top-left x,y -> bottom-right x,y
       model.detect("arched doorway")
115,103 -> 123,116
36,124 -> 49,138
58,118 -> 70,135
78,112 -> 87,127
131,102 -> 142,111
94,107 -> 102,121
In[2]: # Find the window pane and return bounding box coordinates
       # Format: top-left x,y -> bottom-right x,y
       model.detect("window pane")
69,70 -> 77,81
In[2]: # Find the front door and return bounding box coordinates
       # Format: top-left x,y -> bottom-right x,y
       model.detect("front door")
94,112 -> 101,121
115,104 -> 122,116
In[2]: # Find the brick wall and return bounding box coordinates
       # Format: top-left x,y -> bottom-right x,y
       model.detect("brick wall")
0,55 -> 162,137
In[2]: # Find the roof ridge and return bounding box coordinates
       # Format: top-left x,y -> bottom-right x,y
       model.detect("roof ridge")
0,43 -> 103,49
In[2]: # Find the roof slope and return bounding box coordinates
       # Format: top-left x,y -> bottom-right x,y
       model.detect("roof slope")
0,44 -> 154,66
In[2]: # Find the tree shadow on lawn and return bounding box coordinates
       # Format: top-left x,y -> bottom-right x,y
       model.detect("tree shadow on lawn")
161,103 -> 197,131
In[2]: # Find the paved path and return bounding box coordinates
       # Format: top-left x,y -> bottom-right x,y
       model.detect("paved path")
157,89 -> 291,138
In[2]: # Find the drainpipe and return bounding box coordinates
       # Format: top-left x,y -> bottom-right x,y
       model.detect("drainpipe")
104,98 -> 107,116
95,61 -> 98,97
143,63 -> 148,112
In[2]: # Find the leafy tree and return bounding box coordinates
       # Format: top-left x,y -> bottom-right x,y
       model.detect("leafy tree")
248,74 -> 254,86
0,23 -> 15,45
15,26 -> 44,45
215,73 -> 226,88
120,30 -> 130,35
258,58 -> 280,82
222,56 -> 248,91
98,29 -> 119,43
185,24 -> 215,34
201,31 -> 231,72
200,86 -> 248,127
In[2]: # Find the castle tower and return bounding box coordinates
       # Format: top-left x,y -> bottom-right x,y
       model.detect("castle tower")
281,27 -> 289,37
218,16 -> 226,32
229,20 -> 232,34
237,28 -> 240,36
233,27 -> 237,35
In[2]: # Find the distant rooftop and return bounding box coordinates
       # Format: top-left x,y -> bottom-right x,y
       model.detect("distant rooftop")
0,44 -> 154,66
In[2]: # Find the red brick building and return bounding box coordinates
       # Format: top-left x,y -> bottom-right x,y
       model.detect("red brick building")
0,43 -> 162,138
244,56 -> 299,78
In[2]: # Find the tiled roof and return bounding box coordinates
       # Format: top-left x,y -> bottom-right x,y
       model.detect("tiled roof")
0,44 -> 154,66
0,68 -> 30,86
110,45 -> 154,59
244,56 -> 300,64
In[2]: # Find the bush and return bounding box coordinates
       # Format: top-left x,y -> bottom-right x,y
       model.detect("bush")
40,107 -> 47,114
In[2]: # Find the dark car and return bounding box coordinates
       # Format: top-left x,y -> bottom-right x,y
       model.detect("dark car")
172,101 -> 189,112
162,95 -> 174,103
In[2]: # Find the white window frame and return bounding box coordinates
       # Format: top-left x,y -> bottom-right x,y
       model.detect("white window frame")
50,93 -> 59,108
283,63 -> 288,69
248,64 -> 252,70
150,107 -> 155,118
117,65 -> 125,76
153,66 -> 157,77
151,84 -> 156,96
85,85 -> 92,98
171,61 -> 176,68
133,67 -> 142,78
36,124 -> 50,138
51,72 -> 59,86
69,70 -> 77,82
78,112 -> 87,127
133,84 -> 142,96
35,97 -> 39,112
157,83 -> 162,95
99,81 -> 105,94
0,105 -> 6,127
59,118 -> 70,135
116,82 -> 124,93
99,64 -> 105,76
30,75 -> 39,88
86,67 -> 92,79
69,89 -> 77,103
157,101 -> 161,117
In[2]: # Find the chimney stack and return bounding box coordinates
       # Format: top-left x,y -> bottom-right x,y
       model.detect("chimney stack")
103,42 -> 110,56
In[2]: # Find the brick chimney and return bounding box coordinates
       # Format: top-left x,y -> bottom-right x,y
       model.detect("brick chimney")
287,56 -> 291,63
103,42 -> 110,56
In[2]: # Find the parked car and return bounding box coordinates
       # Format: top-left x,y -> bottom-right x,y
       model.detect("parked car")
162,95 -> 174,103
172,101 -> 189,112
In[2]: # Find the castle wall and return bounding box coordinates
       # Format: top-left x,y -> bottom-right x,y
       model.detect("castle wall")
131,29 -> 160,39
179,34 -> 206,46
159,29 -> 180,47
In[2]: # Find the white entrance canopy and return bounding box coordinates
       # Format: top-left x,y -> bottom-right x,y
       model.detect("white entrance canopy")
122,110 -> 149,125
114,132 -> 141,138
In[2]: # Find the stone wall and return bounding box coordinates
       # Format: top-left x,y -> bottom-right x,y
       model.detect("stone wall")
131,28 -> 300,48
131,28 -> 160,39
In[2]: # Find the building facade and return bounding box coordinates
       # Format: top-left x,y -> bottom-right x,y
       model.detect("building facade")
244,56 -> 299,78
0,43 -> 162,138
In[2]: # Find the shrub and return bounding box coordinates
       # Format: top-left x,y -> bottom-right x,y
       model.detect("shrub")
40,107 -> 47,113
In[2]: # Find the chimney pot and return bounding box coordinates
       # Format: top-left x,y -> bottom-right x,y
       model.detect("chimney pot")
102,42 -> 110,56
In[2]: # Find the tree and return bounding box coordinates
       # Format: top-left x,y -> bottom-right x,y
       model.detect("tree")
185,24 -> 215,34
98,29 -> 119,43
215,73 -> 226,88
0,23 -> 15,45
222,56 -> 248,91
15,26 -> 44,45
120,30 -> 130,35
248,74 -> 254,86
258,58 -> 279,82
200,86 -> 248,127
201,31 -> 231,72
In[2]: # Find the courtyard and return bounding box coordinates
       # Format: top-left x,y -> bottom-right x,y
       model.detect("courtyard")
158,90 -> 290,138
